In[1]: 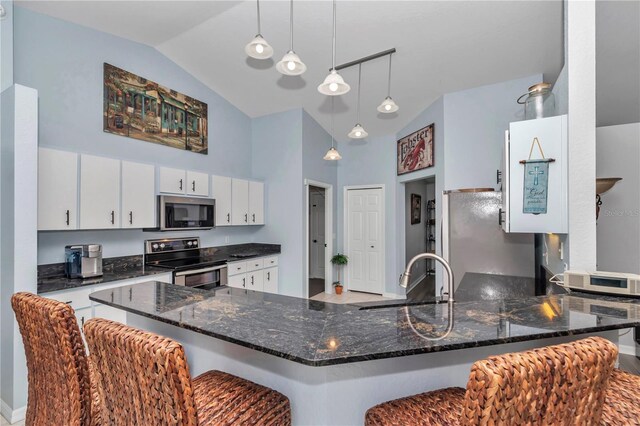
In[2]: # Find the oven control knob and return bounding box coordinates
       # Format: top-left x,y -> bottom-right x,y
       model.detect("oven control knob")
187,241 -> 192,246
152,244 -> 159,250
192,240 -> 198,246
159,243 -> 165,249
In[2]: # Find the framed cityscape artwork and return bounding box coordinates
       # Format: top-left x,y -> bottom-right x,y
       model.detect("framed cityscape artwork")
103,63 -> 208,154
397,123 -> 434,175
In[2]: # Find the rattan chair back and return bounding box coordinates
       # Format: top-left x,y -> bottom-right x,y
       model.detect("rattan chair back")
462,336 -> 619,425
83,318 -> 199,426
11,292 -> 92,426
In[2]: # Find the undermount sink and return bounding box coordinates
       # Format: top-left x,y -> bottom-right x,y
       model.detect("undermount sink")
357,299 -> 445,311
596,177 -> 622,195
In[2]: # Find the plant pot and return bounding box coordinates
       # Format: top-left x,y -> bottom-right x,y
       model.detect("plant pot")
335,285 -> 343,295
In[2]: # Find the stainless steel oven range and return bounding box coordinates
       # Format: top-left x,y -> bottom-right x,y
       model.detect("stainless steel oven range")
144,237 -> 227,290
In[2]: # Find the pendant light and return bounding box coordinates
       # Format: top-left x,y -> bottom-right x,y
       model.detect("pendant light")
245,0 -> 273,60
276,0 -> 306,76
318,0 -> 350,96
377,53 -> 399,113
348,64 -> 368,139
324,98 -> 342,160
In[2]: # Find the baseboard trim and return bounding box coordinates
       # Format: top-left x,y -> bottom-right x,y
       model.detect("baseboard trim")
619,344 -> 637,356
406,273 -> 427,293
1,399 -> 26,424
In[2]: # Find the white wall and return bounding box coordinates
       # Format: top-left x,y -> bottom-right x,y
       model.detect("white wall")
596,123 -> 640,273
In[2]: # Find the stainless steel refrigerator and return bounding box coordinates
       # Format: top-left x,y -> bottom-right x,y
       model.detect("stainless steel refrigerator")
442,189 -> 534,294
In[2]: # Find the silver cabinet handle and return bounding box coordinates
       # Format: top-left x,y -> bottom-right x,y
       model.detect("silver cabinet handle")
129,211 -> 133,225
244,213 -> 248,223
192,181 -> 196,192
252,213 -> 256,223
251,275 -> 254,285
65,209 -> 70,226
110,210 -> 115,225
242,278 -> 246,288
227,213 -> 230,223
179,179 -> 183,191
267,272 -> 270,281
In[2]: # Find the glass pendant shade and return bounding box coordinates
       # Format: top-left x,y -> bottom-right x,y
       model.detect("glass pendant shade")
276,50 -> 306,76
377,96 -> 399,113
348,124 -> 368,139
318,69 -> 350,96
245,35 -> 273,59
323,147 -> 342,161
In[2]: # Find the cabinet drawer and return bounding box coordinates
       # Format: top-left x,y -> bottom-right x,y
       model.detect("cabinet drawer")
246,258 -> 264,272
228,261 -> 247,276
46,287 -> 93,310
263,256 -> 278,268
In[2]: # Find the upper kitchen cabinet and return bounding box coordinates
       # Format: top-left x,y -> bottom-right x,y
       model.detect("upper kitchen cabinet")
212,175 -> 232,226
186,171 -> 209,197
502,115 -> 568,233
249,181 -> 265,225
80,154 -> 121,229
121,161 -> 155,228
231,178 -> 249,225
159,167 -> 186,195
38,148 -> 78,230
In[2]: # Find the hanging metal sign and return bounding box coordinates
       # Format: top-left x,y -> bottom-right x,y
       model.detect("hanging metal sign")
520,137 -> 555,215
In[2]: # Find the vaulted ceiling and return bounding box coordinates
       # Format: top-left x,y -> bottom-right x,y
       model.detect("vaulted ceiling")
17,0 -> 566,139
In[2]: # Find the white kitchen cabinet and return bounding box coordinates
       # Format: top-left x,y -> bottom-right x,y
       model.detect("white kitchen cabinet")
159,167 -> 187,194
502,115 -> 568,233
231,178 -> 250,225
249,181 -> 265,225
247,271 -> 263,291
228,273 -> 247,289
212,175 -> 232,226
38,148 -> 78,230
263,267 -> 278,294
93,303 -> 127,324
80,154 -> 121,229
187,171 -> 209,197
74,306 -> 93,330
122,160 -> 156,228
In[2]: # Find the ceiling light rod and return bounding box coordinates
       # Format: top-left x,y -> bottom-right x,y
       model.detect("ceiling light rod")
333,48 -> 396,72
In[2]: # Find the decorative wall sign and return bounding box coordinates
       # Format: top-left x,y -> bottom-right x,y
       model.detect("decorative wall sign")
411,193 -> 422,224
520,137 -> 554,215
103,63 -> 208,154
397,124 -> 434,175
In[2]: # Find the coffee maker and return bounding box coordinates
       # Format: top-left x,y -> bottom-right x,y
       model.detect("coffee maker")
65,244 -> 103,278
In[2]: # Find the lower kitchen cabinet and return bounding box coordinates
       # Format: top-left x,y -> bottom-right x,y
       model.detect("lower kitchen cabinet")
93,303 -> 127,324
227,256 -> 278,294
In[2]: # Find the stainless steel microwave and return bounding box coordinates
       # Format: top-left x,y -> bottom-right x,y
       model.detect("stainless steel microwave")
156,195 -> 215,231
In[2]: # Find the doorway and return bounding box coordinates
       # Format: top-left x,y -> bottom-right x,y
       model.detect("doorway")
304,179 -> 333,299
403,177 -> 436,301
309,186 -> 326,298
344,186 -> 385,295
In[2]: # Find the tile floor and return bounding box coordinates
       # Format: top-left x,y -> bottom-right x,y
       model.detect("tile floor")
310,289 -> 393,304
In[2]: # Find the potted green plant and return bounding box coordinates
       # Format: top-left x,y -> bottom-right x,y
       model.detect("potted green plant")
330,254 -> 348,295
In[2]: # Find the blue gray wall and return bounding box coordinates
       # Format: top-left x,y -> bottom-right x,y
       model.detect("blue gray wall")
13,7 -> 260,264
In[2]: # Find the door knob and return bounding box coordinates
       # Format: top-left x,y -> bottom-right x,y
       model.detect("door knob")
371,245 -> 375,248
313,240 -> 318,243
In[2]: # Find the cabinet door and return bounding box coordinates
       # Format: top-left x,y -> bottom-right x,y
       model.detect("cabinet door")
186,171 -> 209,197
212,175 -> 232,226
228,273 -> 247,289
38,148 -> 78,230
231,178 -> 249,225
74,306 -> 93,330
80,154 -> 121,229
93,303 -> 127,324
249,181 -> 265,225
248,271 -> 264,292
159,167 -> 186,194
507,115 -> 568,233
122,161 -> 155,228
263,267 -> 278,294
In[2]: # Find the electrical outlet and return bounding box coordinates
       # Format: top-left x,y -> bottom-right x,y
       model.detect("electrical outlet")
559,242 -> 564,260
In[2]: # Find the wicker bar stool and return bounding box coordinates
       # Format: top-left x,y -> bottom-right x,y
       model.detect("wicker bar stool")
602,368 -> 640,425
11,292 -> 98,426
83,318 -> 291,426
365,336 -> 619,425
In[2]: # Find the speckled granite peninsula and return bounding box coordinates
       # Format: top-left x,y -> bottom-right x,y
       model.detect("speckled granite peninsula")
90,280 -> 640,425
90,281 -> 640,366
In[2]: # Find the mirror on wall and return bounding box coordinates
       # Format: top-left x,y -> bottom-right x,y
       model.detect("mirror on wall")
594,0 -> 640,274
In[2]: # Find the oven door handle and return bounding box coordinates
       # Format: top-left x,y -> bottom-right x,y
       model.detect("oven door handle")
174,265 -> 227,277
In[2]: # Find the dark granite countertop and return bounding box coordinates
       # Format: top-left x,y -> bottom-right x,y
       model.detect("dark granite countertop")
90,280 -> 640,367
38,243 -> 281,294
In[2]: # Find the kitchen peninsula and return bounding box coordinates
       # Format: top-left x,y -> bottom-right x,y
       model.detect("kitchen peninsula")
90,282 -> 640,425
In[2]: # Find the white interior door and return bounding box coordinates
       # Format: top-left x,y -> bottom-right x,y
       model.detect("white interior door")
309,191 -> 326,279
346,188 -> 383,294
